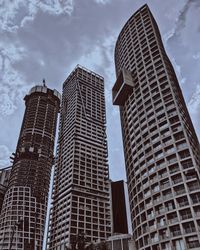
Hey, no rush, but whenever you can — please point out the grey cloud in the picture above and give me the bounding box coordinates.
[167,0,200,43]
[0,0,124,114]
[11,0,132,87]
[193,52,200,59]
[162,0,200,102]
[0,0,74,32]
[188,84,200,137]
[0,0,130,180]
[171,1,191,37]
[0,40,30,116]
[37,0,74,15]
[0,4,73,117]
[93,0,111,4]
[0,0,112,32]
[188,84,200,115]
[162,0,200,142]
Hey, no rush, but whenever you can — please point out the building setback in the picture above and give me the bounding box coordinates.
[113,4,200,250]
[0,85,60,249]
[111,180,128,234]
[47,65,111,249]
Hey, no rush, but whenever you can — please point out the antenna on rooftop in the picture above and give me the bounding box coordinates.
[43,78,46,87]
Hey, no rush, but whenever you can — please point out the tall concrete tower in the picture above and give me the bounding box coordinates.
[0,85,60,249]
[47,65,111,249]
[0,166,11,213]
[111,180,129,234]
[113,4,200,250]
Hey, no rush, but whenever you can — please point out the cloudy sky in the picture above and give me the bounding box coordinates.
[0,0,200,181]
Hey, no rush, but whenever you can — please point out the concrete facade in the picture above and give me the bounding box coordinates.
[0,85,60,249]
[47,65,111,249]
[113,4,200,250]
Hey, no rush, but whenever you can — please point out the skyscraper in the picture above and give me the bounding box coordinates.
[113,4,200,250]
[0,85,60,249]
[111,180,128,234]
[0,166,11,213]
[47,65,111,249]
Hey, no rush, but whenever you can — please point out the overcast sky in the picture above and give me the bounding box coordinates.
[0,0,200,181]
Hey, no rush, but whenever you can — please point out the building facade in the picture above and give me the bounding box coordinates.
[0,85,60,249]
[111,180,128,234]
[47,65,111,249]
[113,4,200,250]
[107,234,135,250]
[0,166,12,213]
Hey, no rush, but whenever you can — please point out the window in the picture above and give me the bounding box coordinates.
[177,196,189,207]
[191,193,200,204]
[174,132,184,141]
[186,237,200,249]
[167,155,177,164]
[177,142,187,150]
[187,181,200,192]
[173,239,184,250]
[172,174,182,184]
[166,146,175,154]
[174,184,185,195]
[170,225,181,237]
[180,209,192,220]
[179,150,190,159]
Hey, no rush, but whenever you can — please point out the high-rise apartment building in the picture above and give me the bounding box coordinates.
[47,65,111,249]
[0,85,60,249]
[113,4,200,250]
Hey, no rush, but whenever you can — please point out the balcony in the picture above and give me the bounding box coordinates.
[187,242,200,249]
[149,225,157,231]
[142,226,148,234]
[175,189,185,196]
[192,198,200,204]
[188,184,200,192]
[151,236,159,243]
[171,230,181,237]
[194,211,200,217]
[156,207,165,215]
[154,197,162,204]
[181,213,192,220]
[147,213,155,220]
[157,222,167,228]
[178,201,189,207]
[170,167,179,174]
[168,217,179,224]
[184,227,196,234]
[159,234,169,240]
[163,194,173,200]
[185,174,196,181]
[112,69,134,105]
[172,178,182,185]
[161,183,170,189]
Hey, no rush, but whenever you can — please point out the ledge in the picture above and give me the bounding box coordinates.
[112,69,134,106]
